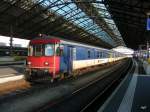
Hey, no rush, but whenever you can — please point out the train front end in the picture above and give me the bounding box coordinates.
[25,37,61,82]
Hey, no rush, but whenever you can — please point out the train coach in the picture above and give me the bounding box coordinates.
[25,35,126,82]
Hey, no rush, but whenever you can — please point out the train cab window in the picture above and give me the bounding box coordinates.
[45,44,54,56]
[34,44,43,56]
[88,50,91,58]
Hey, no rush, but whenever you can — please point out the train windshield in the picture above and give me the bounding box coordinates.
[28,44,55,56]
[45,44,54,56]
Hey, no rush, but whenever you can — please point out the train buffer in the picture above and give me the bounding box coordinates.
[98,59,150,112]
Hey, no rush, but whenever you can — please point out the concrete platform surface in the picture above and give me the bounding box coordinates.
[0,65,24,78]
[0,65,25,83]
[0,56,14,62]
[99,59,150,112]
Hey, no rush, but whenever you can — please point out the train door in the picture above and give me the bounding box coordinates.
[67,46,76,74]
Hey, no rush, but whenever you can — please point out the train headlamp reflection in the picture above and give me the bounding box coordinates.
[27,61,31,65]
[44,62,49,66]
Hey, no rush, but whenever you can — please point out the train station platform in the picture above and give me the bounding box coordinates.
[0,64,25,83]
[0,56,25,66]
[98,59,150,112]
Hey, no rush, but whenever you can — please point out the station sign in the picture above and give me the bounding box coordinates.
[147,18,150,30]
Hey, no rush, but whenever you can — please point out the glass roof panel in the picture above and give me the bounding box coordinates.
[93,1,123,40]
[36,0,115,45]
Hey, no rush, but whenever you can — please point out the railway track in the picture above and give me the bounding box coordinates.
[82,59,134,112]
[0,59,130,112]
[37,59,133,112]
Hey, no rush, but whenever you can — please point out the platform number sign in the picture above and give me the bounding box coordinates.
[147,16,150,30]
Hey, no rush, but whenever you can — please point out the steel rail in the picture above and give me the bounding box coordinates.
[80,59,133,112]
[37,59,131,112]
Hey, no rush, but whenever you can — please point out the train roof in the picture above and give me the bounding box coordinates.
[31,35,120,53]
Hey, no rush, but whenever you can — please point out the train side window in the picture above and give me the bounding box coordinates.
[99,52,102,58]
[56,47,60,56]
[55,44,60,56]
[100,52,103,58]
[88,50,91,58]
[105,52,107,58]
[103,52,104,58]
[97,51,99,58]
[56,47,64,56]
[103,52,105,58]
[58,44,64,56]
[101,52,103,58]
[60,48,64,56]
[106,52,108,58]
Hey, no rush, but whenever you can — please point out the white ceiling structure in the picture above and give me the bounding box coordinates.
[112,46,134,55]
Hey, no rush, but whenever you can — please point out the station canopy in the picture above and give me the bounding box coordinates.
[0,0,125,49]
[104,0,150,49]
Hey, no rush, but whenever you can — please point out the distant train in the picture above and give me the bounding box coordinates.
[0,46,27,56]
[25,35,126,82]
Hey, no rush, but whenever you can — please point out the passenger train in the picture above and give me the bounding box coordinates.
[25,35,126,82]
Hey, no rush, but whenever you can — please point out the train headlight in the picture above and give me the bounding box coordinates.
[44,62,49,66]
[28,61,31,65]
